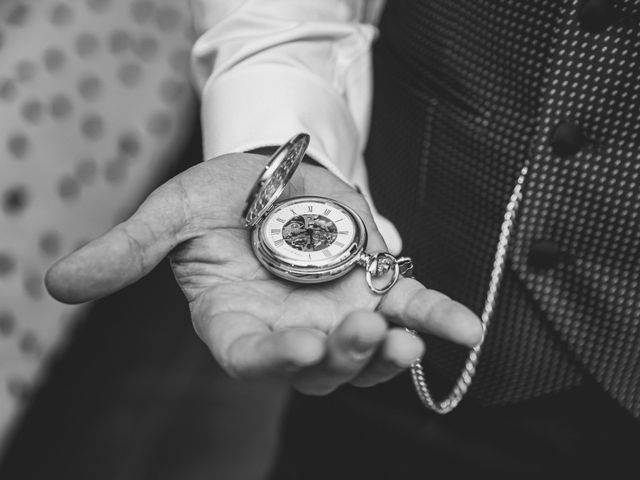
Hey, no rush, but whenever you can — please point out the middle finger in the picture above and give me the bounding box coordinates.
[291,311,387,395]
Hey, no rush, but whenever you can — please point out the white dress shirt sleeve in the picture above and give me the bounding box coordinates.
[189,0,402,253]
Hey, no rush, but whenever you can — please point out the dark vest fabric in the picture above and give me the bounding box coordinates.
[365,0,640,416]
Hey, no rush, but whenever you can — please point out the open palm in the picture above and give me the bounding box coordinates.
[46,154,481,394]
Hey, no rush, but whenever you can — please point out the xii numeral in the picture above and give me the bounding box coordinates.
[323,208,332,216]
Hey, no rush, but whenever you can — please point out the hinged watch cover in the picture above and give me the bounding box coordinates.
[242,133,310,228]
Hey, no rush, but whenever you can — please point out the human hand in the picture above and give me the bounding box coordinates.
[46,153,482,394]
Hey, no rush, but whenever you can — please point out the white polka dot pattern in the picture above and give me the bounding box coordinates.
[511,0,640,416]
[0,0,195,449]
[365,0,640,413]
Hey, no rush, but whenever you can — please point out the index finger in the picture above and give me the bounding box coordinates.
[377,277,482,347]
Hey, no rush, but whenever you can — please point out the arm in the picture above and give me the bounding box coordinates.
[46,2,481,394]
[189,0,401,252]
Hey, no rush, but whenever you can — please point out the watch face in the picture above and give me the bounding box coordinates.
[259,197,361,267]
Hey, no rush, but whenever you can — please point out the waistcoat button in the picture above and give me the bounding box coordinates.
[550,122,586,157]
[528,240,563,270]
[577,0,618,33]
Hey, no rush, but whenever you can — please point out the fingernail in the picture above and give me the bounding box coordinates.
[350,340,375,357]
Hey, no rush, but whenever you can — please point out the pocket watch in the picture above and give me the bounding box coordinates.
[242,133,413,294]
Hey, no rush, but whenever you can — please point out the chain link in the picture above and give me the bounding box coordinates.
[407,164,530,414]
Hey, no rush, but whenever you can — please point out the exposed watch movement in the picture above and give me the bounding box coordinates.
[242,133,409,292]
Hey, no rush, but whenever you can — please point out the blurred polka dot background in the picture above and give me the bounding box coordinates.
[0,0,196,448]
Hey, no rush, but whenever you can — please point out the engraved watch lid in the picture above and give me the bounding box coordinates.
[242,133,310,228]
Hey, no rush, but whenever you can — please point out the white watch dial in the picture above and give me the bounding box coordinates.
[262,198,358,265]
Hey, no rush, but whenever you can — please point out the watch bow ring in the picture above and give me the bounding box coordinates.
[242,133,413,294]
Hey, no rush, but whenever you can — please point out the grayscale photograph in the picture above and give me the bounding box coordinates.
[0,0,639,478]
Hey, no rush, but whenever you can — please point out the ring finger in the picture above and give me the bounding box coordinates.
[290,311,387,395]
[350,328,424,388]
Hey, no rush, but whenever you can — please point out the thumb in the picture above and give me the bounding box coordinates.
[45,182,188,304]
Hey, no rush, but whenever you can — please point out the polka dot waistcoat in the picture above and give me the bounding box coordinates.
[365,0,640,415]
[0,0,196,448]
